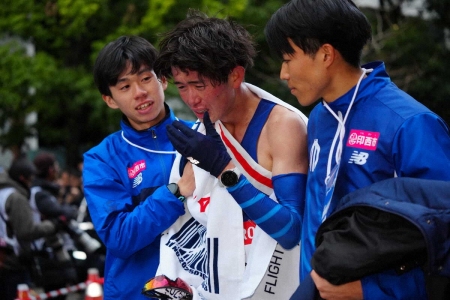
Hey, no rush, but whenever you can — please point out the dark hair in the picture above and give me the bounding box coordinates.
[264,0,372,67]
[93,35,158,97]
[8,155,36,185]
[155,9,257,86]
[33,152,56,178]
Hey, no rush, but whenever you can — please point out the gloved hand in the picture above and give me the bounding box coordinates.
[166,111,231,177]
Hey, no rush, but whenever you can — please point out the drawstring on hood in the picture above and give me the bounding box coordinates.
[323,68,372,182]
[321,68,373,221]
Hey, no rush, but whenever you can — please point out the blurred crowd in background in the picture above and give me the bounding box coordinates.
[0,151,105,300]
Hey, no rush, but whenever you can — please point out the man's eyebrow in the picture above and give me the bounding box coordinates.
[173,80,204,85]
[137,67,153,75]
[116,77,128,84]
[117,67,154,83]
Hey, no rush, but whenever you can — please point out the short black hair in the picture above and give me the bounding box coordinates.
[93,35,158,97]
[155,9,256,86]
[265,0,372,67]
[33,152,56,178]
[8,155,36,184]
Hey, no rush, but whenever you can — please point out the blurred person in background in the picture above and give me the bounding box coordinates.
[32,152,78,221]
[0,155,56,300]
[31,152,80,297]
[57,168,70,203]
[61,168,84,208]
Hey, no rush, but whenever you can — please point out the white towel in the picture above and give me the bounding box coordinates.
[216,121,301,300]
[157,83,307,299]
[158,131,245,299]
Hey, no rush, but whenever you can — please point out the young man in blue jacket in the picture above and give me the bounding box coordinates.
[83,36,194,299]
[265,0,450,299]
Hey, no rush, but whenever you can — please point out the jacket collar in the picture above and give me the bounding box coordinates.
[120,103,177,153]
[325,61,390,111]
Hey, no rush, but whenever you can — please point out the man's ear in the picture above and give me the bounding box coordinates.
[229,66,246,88]
[102,94,119,109]
[320,44,338,68]
[158,76,168,90]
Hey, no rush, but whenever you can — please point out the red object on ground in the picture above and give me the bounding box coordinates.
[15,268,104,300]
[85,268,103,300]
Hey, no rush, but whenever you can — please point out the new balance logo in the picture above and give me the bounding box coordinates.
[348,151,369,165]
[132,172,143,188]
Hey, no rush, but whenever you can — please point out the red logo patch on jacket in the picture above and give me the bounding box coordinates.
[346,129,380,151]
[128,160,146,178]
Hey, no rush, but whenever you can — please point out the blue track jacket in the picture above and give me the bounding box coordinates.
[301,61,450,299]
[83,107,192,300]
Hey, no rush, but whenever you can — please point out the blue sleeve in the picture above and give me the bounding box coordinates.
[83,154,185,259]
[227,173,306,249]
[361,267,427,300]
[393,113,450,180]
[363,113,446,299]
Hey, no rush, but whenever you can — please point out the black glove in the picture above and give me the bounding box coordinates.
[166,112,231,177]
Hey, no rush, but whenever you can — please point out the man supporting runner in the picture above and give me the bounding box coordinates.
[264,0,450,299]
[83,36,194,300]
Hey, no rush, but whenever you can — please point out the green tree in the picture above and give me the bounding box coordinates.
[2,0,448,168]
[0,0,291,167]
[0,0,108,166]
[362,0,450,124]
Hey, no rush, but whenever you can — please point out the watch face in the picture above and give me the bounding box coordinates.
[221,170,239,187]
[167,183,185,202]
[167,183,178,195]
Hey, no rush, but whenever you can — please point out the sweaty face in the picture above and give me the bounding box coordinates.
[103,63,168,130]
[171,67,233,122]
[280,39,329,107]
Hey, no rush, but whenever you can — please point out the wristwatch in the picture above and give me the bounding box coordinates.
[219,168,241,188]
[167,183,186,202]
